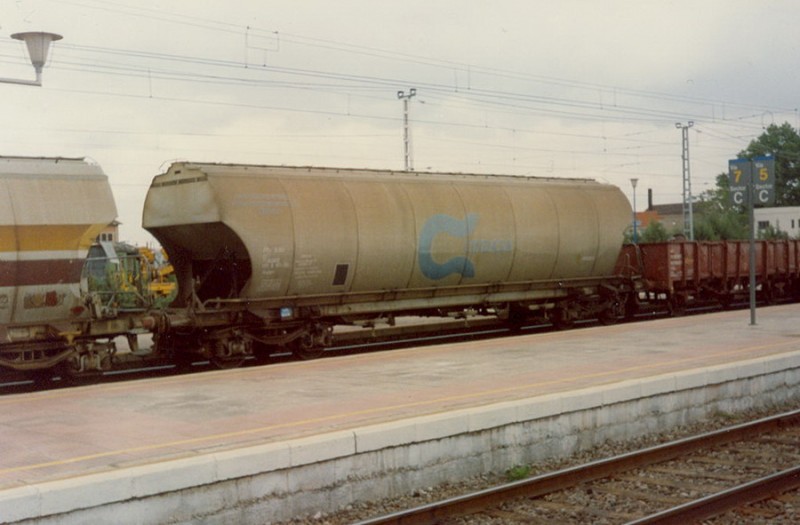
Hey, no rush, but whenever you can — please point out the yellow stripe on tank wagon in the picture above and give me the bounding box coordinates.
[0,224,107,252]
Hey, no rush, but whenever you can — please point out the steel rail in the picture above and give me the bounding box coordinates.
[627,465,800,524]
[354,409,800,525]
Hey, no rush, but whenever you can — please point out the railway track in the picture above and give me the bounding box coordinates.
[355,409,800,524]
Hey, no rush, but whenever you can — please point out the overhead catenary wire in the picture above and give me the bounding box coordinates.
[1,20,788,156]
[24,38,790,132]
[1,0,792,201]
[37,0,796,118]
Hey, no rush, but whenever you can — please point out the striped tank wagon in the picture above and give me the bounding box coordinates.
[0,157,119,372]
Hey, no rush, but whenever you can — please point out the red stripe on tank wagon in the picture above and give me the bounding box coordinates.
[0,259,83,287]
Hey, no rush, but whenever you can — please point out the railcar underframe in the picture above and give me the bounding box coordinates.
[150,274,631,365]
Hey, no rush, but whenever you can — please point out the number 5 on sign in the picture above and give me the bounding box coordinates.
[750,156,775,206]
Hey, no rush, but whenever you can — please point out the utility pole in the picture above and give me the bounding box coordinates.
[397,88,416,171]
[630,178,639,243]
[675,121,694,240]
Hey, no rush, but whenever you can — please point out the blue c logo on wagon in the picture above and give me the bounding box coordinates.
[419,213,477,280]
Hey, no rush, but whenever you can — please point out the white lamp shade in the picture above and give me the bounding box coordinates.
[11,32,63,69]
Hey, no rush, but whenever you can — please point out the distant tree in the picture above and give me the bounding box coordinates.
[639,221,671,243]
[757,224,789,240]
[697,172,732,210]
[738,122,800,206]
[693,209,747,240]
[692,122,800,239]
[694,173,748,240]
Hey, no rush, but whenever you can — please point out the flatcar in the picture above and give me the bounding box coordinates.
[142,162,632,364]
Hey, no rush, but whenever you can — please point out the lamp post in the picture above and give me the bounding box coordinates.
[1,32,62,87]
[397,88,416,171]
[630,178,639,243]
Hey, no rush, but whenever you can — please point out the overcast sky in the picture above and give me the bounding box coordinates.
[1,0,797,244]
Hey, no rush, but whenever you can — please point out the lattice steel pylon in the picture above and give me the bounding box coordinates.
[676,121,694,240]
[397,88,417,171]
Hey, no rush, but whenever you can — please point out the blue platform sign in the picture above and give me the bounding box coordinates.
[728,156,775,206]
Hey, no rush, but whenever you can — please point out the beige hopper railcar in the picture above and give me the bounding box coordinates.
[143,162,631,362]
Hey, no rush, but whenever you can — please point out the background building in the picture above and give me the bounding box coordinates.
[96,220,120,243]
[754,207,800,237]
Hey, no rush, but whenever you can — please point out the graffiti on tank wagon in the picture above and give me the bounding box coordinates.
[418,213,512,280]
[24,290,65,309]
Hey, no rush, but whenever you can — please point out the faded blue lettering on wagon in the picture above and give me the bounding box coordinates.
[418,213,478,280]
[469,238,513,253]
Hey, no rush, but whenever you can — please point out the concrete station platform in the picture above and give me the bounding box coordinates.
[3,305,800,524]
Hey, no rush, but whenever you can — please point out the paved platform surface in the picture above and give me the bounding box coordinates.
[2,305,800,491]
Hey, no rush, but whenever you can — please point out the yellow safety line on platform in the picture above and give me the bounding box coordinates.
[1,338,798,479]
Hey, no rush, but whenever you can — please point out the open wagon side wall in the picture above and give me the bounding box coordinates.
[628,240,800,313]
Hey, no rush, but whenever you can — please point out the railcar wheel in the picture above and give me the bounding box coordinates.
[668,295,687,317]
[720,295,733,310]
[291,332,325,360]
[27,369,56,387]
[250,342,276,364]
[505,304,531,332]
[599,299,626,325]
[552,307,575,330]
[625,292,639,320]
[155,333,200,370]
[209,337,251,369]
[762,284,776,305]
[53,357,86,385]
